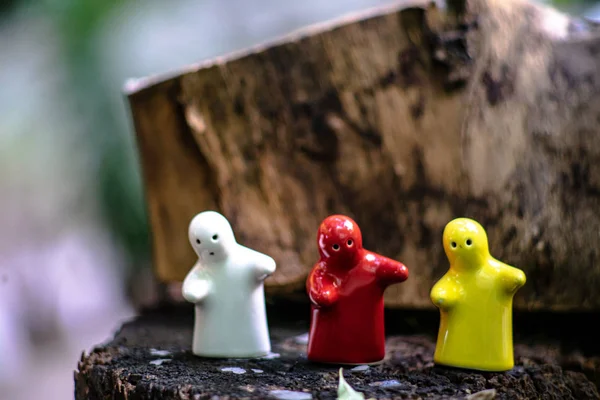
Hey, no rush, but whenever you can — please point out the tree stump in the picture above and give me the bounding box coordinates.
[125,0,600,311]
[74,303,600,399]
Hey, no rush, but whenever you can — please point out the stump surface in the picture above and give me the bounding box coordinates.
[75,304,600,399]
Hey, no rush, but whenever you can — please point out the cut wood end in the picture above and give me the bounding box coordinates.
[123,0,440,97]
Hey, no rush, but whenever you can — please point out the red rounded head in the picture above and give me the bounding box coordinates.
[317,215,363,266]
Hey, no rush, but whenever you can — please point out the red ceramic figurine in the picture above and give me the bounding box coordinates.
[306,215,409,364]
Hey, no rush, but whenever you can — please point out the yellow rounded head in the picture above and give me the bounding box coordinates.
[443,218,490,271]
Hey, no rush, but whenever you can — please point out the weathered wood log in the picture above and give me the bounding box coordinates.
[125,0,600,310]
[74,304,600,399]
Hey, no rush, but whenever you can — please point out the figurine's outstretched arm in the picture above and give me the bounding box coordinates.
[500,265,526,294]
[307,264,339,307]
[182,266,211,304]
[245,247,276,281]
[374,254,409,285]
[430,276,461,310]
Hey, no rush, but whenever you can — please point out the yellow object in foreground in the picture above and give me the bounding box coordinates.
[430,218,526,371]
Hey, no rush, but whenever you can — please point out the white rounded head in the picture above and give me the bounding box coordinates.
[188,211,236,262]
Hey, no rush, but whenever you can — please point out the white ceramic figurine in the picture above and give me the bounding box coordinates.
[182,211,276,358]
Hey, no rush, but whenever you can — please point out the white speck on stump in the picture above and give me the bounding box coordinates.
[262,352,281,359]
[149,349,171,357]
[368,379,401,388]
[220,367,246,374]
[466,389,497,400]
[149,359,171,366]
[268,390,313,400]
[294,333,309,344]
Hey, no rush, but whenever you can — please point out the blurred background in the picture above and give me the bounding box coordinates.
[0,0,597,398]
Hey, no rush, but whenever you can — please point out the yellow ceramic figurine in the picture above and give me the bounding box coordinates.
[430,218,526,371]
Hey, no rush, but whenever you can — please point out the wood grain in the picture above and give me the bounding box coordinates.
[126,0,600,310]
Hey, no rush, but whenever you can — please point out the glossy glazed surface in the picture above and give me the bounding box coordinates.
[182,211,276,358]
[306,215,409,364]
[430,218,526,371]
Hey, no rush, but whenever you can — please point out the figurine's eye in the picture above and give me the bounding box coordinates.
[196,239,201,244]
[212,234,219,241]
[347,239,353,247]
[466,239,472,246]
[209,252,215,256]
[450,241,457,249]
[332,244,340,251]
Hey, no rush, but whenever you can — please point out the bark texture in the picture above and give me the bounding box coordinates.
[74,306,600,399]
[126,0,600,310]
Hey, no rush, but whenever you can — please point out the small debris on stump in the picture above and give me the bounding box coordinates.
[74,307,600,399]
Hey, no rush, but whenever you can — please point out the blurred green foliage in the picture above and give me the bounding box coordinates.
[548,0,596,6]
[545,0,600,15]
[57,0,152,273]
[40,0,150,274]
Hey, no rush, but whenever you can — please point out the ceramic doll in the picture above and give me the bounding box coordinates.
[182,211,276,358]
[430,217,526,371]
[306,214,409,364]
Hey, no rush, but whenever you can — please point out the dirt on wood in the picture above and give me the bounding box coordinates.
[74,303,600,399]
